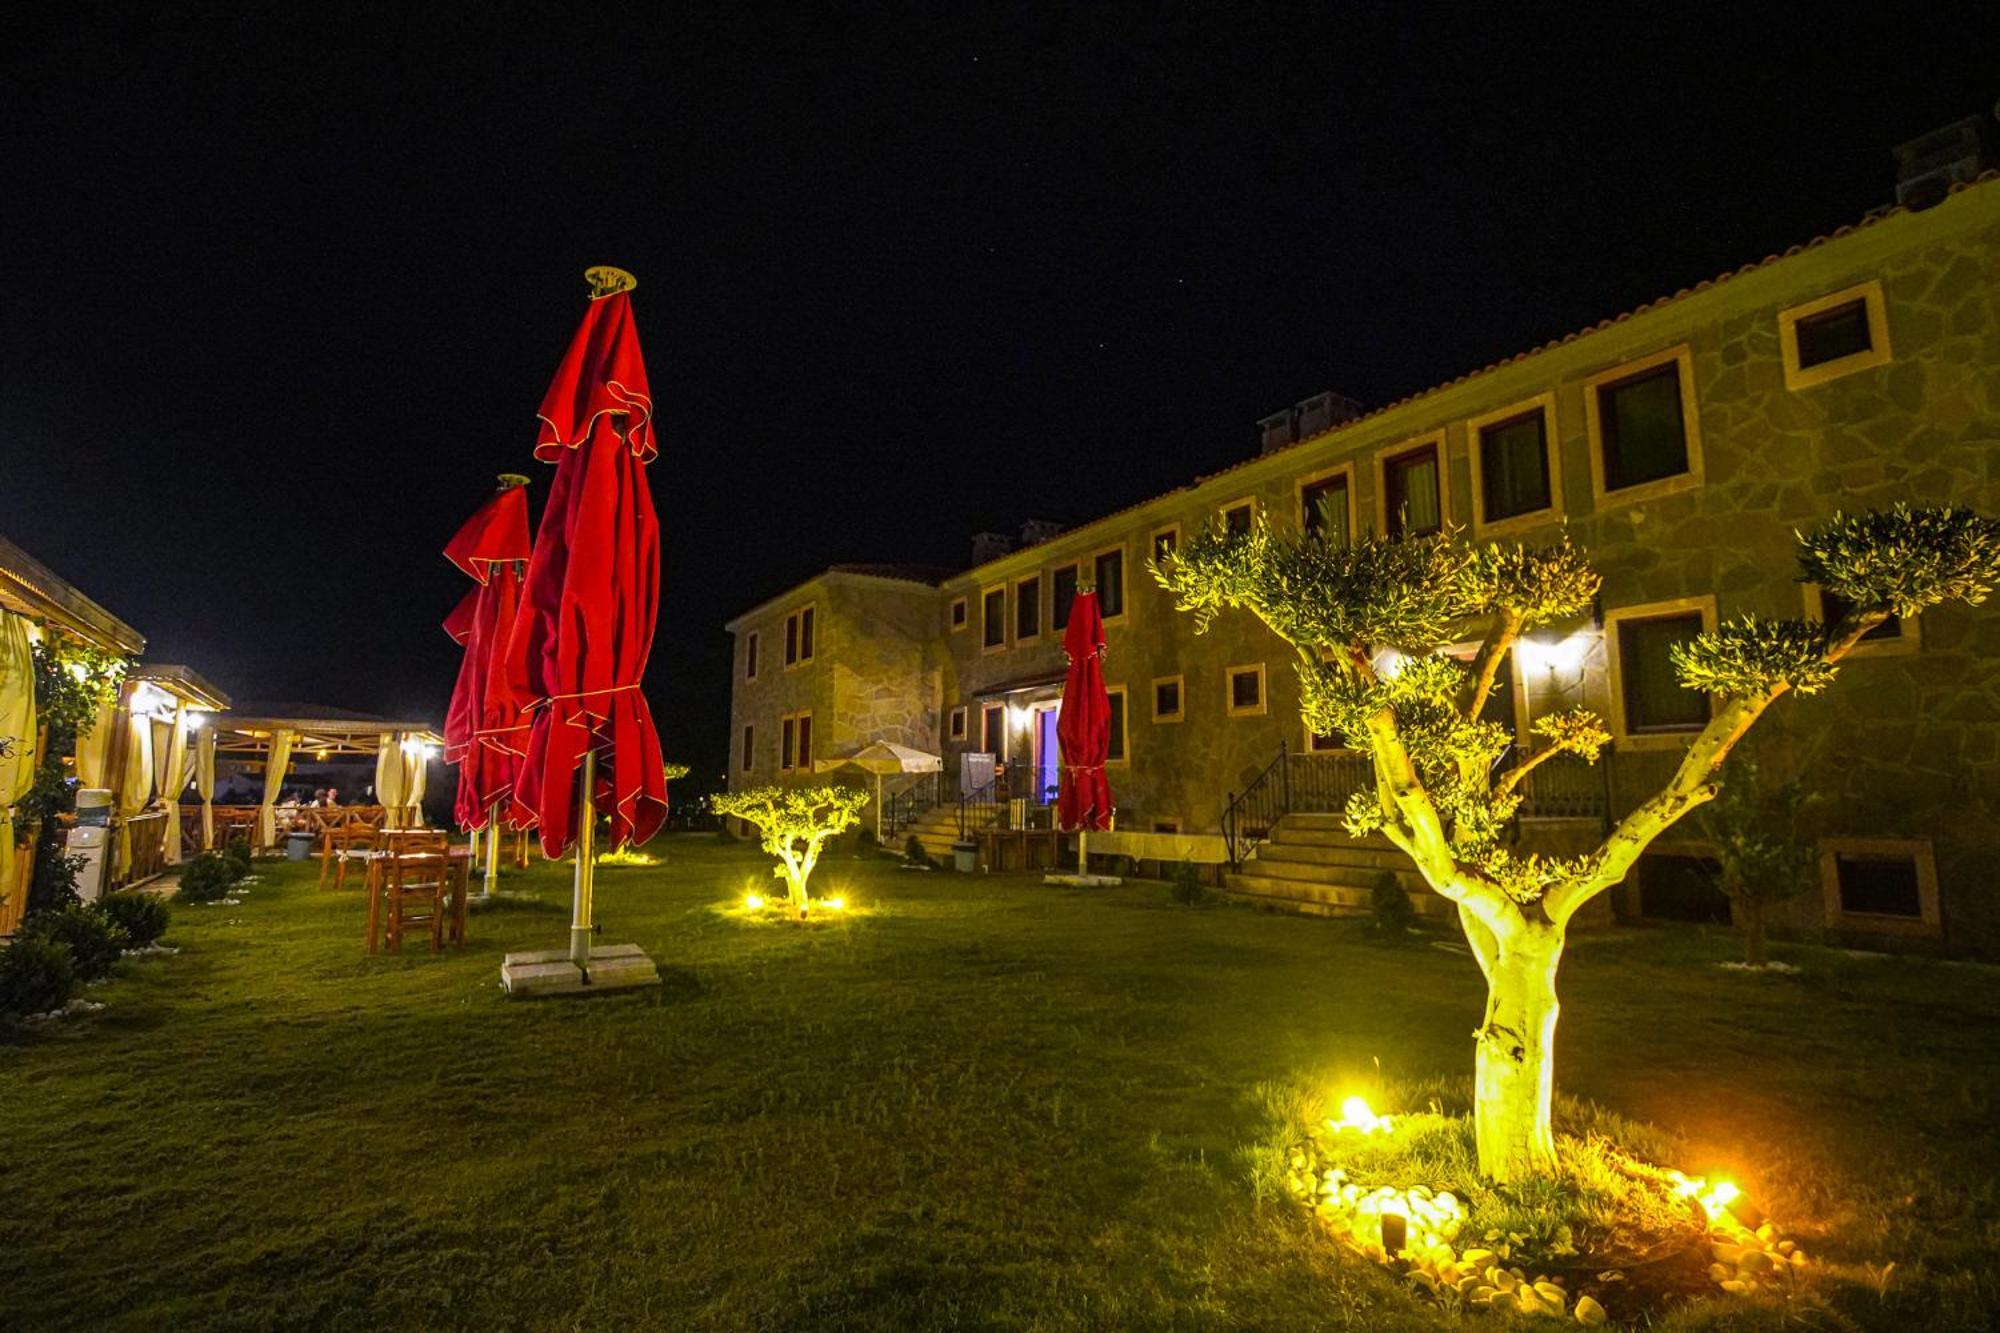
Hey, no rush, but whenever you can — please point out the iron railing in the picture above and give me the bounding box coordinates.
[883,771,942,840]
[1514,751,1612,824]
[957,776,999,842]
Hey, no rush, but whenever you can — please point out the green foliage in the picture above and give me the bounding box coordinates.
[101,890,171,948]
[1369,870,1417,938]
[856,827,877,852]
[1169,859,1207,906]
[1797,504,2000,620]
[177,852,235,903]
[19,628,131,914]
[222,836,252,881]
[1528,709,1609,763]
[0,935,76,1016]
[1697,753,1820,957]
[20,903,129,981]
[712,785,871,846]
[26,844,86,916]
[903,835,935,868]
[1673,614,1838,698]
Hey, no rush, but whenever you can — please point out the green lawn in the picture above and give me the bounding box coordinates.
[2,837,1997,1331]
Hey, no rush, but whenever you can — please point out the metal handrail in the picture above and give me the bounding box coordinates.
[1222,741,1289,868]
[883,771,941,840]
[957,776,999,842]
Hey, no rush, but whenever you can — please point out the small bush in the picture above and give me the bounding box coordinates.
[27,842,87,916]
[101,891,171,948]
[903,835,934,869]
[19,903,128,981]
[222,835,252,881]
[0,936,77,1016]
[856,827,877,853]
[178,852,235,904]
[1170,860,1208,906]
[1369,870,1417,940]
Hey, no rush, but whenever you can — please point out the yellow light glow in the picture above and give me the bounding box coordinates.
[183,709,211,733]
[1670,1170,1743,1221]
[824,895,846,911]
[744,893,765,910]
[1329,1096,1394,1136]
[67,662,90,683]
[1517,631,1594,675]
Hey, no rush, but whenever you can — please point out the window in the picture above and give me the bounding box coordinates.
[1380,439,1445,539]
[777,710,812,771]
[1469,394,1560,531]
[740,724,754,772]
[1304,725,1344,753]
[1015,575,1042,642]
[1150,524,1181,564]
[1807,584,1914,655]
[980,703,1007,759]
[796,713,812,769]
[1152,819,1183,834]
[1105,686,1128,763]
[1226,663,1267,718]
[1819,838,1938,931]
[1299,467,1352,545]
[1221,499,1255,538]
[982,587,1007,651]
[744,631,759,681]
[1610,605,1711,737]
[1093,548,1125,619]
[1052,564,1079,630]
[948,706,967,742]
[950,597,968,631]
[1152,675,1184,723]
[1780,280,1891,390]
[784,606,816,666]
[780,716,796,770]
[1585,346,1701,504]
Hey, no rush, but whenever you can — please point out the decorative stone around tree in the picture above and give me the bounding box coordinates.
[1156,503,2000,1183]
[712,784,870,918]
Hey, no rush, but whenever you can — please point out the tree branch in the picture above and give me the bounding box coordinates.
[1493,743,1563,800]
[1465,607,1521,722]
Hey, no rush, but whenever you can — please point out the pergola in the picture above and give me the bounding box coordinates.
[206,702,443,844]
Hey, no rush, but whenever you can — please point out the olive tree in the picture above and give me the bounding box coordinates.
[712,784,869,918]
[1156,504,1999,1183]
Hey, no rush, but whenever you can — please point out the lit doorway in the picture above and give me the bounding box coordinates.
[1033,704,1060,805]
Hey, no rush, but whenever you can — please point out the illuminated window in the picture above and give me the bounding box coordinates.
[1780,281,1891,390]
[1015,575,1042,641]
[1093,548,1125,619]
[1152,675,1184,723]
[1226,664,1267,718]
[982,587,1007,650]
[1299,469,1351,545]
[1052,564,1079,629]
[1381,441,1443,539]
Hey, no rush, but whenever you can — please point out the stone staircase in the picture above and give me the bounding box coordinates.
[1223,812,1452,921]
[899,802,998,864]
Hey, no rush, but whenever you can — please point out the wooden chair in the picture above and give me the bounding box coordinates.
[382,831,450,954]
[321,817,382,890]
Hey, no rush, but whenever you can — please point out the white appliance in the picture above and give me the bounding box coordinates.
[67,787,113,902]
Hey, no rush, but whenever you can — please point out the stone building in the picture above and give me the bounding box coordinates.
[727,165,2000,955]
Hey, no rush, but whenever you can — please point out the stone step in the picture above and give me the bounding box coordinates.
[1234,856,1428,892]
[1223,873,1454,920]
[1249,840,1411,872]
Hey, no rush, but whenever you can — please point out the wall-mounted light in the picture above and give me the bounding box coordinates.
[1516,631,1595,676]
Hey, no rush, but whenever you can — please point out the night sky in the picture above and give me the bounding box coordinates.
[5,11,1993,778]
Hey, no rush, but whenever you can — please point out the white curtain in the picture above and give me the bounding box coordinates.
[0,612,38,921]
[255,728,294,849]
[375,733,409,827]
[114,705,155,879]
[158,707,189,864]
[74,695,118,790]
[195,726,216,850]
[403,743,428,827]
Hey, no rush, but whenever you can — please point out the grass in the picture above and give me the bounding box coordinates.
[0,837,1996,1330]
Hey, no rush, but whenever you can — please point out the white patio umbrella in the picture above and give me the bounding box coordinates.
[814,741,942,840]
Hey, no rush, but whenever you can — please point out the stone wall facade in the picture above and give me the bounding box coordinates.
[728,178,2000,953]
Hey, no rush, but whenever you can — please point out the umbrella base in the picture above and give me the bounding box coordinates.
[500,942,661,997]
[1042,873,1124,887]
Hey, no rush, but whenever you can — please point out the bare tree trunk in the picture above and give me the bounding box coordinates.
[1474,922,1564,1183]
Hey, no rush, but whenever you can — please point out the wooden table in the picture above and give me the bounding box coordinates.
[361,845,474,954]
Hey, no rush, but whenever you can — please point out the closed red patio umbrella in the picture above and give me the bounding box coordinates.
[1056,589,1114,874]
[442,475,533,892]
[507,266,668,970]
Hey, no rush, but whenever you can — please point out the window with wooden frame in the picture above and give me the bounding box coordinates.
[744,631,759,681]
[1151,818,1183,834]
[1604,596,1716,743]
[1150,523,1181,565]
[948,705,968,742]
[981,586,1007,651]
[1105,686,1129,764]
[783,605,816,667]
[1225,663,1267,718]
[1584,346,1703,506]
[1780,280,1891,391]
[1093,547,1126,620]
[980,703,1007,759]
[1819,838,1939,934]
[1803,583,1917,657]
[1467,392,1561,533]
[780,715,796,771]
[778,710,813,771]
[1152,675,1184,723]
[1014,574,1042,642]
[1052,563,1079,630]
[1303,723,1345,753]
[949,597,969,631]
[1220,497,1256,539]
[1298,465,1354,545]
[1375,434,1448,540]
[740,724,754,772]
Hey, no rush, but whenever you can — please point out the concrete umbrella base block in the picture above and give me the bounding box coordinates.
[1042,873,1124,887]
[500,942,662,997]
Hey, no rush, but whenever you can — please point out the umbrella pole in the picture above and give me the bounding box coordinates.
[483,802,500,896]
[875,774,883,842]
[569,749,596,972]
[1077,828,1088,876]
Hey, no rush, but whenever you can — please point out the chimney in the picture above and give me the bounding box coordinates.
[970,532,1013,566]
[1259,390,1361,455]
[1894,113,1996,210]
[1019,518,1064,548]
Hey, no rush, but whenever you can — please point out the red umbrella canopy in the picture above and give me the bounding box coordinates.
[1056,590,1114,832]
[507,278,667,856]
[442,482,532,831]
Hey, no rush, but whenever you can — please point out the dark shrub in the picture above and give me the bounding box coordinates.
[20,903,128,981]
[178,852,235,904]
[101,891,171,948]
[1370,870,1417,940]
[1170,860,1208,906]
[27,843,87,916]
[0,936,77,1016]
[903,835,934,868]
[222,835,252,881]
